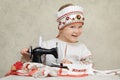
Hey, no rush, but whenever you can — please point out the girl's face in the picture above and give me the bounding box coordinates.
[58,22,83,43]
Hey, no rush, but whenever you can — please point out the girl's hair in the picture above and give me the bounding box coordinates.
[58,3,73,11]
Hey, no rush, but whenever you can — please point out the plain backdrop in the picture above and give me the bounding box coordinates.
[0,0,120,77]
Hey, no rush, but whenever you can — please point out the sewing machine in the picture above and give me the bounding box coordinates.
[29,46,58,63]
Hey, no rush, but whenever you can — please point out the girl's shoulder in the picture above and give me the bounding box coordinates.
[43,38,58,43]
[41,38,59,48]
[43,38,67,44]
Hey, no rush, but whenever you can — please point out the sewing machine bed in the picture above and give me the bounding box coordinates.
[0,74,119,80]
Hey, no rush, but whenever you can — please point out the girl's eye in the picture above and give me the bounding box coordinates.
[70,26,75,28]
[78,26,82,28]
[69,26,82,29]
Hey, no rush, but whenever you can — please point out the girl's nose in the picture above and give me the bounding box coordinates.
[74,28,82,34]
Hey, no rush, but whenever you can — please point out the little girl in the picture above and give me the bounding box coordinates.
[20,3,92,66]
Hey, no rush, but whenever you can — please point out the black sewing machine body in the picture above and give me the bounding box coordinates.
[29,46,58,63]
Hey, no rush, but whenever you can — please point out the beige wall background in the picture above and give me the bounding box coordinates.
[0,0,120,77]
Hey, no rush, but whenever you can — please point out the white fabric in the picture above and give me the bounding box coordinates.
[20,62,120,77]
[40,38,91,65]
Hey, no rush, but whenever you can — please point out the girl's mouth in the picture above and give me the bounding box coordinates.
[72,35,79,37]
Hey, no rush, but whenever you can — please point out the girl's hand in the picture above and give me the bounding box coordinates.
[20,48,30,56]
[61,59,72,64]
[20,48,31,62]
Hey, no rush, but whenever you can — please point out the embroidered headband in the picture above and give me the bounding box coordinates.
[57,5,84,29]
